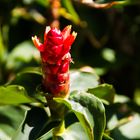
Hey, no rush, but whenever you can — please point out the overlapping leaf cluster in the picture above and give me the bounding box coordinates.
[0,0,140,140]
[0,68,113,140]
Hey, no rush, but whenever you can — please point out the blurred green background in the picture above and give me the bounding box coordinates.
[0,0,140,102]
[1,1,140,140]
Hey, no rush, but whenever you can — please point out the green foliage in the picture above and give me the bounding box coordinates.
[54,98,94,140]
[88,84,115,104]
[106,99,140,140]
[11,92,105,140]
[0,0,140,139]
[12,107,52,140]
[35,0,49,7]
[0,106,26,140]
[69,91,106,140]
[70,70,99,92]
[0,30,6,63]
[11,67,42,97]
[61,0,80,24]
[0,68,108,140]
[0,85,34,105]
[6,41,40,71]
[60,122,89,140]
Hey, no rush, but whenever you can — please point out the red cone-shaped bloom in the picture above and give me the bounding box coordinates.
[32,25,77,98]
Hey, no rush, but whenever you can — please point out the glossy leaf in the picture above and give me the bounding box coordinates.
[108,113,140,140]
[70,91,106,140]
[10,67,45,103]
[0,105,26,140]
[0,85,35,105]
[117,113,140,139]
[6,41,40,70]
[106,102,140,140]
[36,129,53,140]
[61,122,89,140]
[114,94,130,103]
[37,122,89,140]
[11,69,42,97]
[12,107,58,140]
[88,84,115,104]
[102,133,114,140]
[54,98,94,140]
[70,70,99,92]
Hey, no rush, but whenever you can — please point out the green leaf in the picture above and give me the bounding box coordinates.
[37,122,89,140]
[10,67,45,103]
[70,91,106,140]
[0,85,34,105]
[70,70,99,92]
[134,88,140,106]
[54,98,94,140]
[108,113,140,140]
[117,113,140,139]
[36,129,53,140]
[35,0,49,7]
[61,0,80,24]
[11,69,42,97]
[102,133,114,140]
[0,105,26,140]
[101,48,116,63]
[88,84,115,104]
[6,41,40,70]
[38,122,88,140]
[17,67,42,76]
[106,102,140,140]
[114,94,129,103]
[12,107,56,140]
[61,122,89,140]
[0,29,6,63]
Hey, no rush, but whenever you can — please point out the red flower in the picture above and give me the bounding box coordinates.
[32,25,77,98]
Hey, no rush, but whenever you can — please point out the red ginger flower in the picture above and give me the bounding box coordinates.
[32,25,77,98]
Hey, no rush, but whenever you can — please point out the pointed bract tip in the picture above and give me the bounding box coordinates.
[45,26,51,31]
[44,26,51,41]
[64,25,72,33]
[32,35,44,52]
[31,35,36,40]
[72,31,77,39]
[31,36,38,44]
[67,25,72,29]
[62,25,73,41]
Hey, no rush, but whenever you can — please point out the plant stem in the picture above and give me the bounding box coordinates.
[53,119,65,140]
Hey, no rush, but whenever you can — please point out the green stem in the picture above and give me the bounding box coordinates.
[53,119,65,140]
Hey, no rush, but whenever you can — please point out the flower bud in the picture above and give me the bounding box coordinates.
[32,25,77,98]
